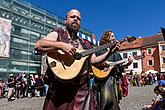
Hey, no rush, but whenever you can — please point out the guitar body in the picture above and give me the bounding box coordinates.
[92,54,143,79]
[92,65,114,79]
[47,49,88,81]
[92,60,126,79]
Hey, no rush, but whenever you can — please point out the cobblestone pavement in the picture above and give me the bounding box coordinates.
[119,84,156,110]
[0,96,45,110]
[0,84,156,110]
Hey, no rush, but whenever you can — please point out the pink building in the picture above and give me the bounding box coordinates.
[141,33,164,73]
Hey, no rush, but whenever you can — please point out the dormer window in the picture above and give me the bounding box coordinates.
[147,48,152,55]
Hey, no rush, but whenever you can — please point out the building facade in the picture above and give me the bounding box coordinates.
[141,34,163,74]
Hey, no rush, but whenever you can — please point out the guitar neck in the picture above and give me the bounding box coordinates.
[80,38,129,57]
[81,42,116,57]
[74,37,136,60]
[108,59,126,67]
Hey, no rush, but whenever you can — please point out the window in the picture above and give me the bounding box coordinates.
[14,26,21,35]
[13,37,28,44]
[11,37,29,48]
[132,52,137,56]
[11,61,28,66]
[148,60,153,66]
[133,63,138,68]
[162,45,165,51]
[123,53,127,58]
[10,49,28,60]
[125,66,128,69]
[30,31,41,41]
[147,48,152,55]
[163,58,165,63]
[21,28,29,36]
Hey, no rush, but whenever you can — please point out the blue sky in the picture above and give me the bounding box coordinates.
[27,0,165,41]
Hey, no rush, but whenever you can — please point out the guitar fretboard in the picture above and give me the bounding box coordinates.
[81,42,116,57]
[108,60,126,67]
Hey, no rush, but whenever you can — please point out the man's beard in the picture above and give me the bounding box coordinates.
[66,22,79,33]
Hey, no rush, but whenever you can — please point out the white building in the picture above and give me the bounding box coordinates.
[158,41,165,73]
[119,38,143,75]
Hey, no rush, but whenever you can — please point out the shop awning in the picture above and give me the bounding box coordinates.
[145,69,158,74]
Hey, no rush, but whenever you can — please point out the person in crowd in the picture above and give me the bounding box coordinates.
[136,74,141,87]
[158,80,165,109]
[27,75,34,98]
[40,75,48,96]
[121,74,129,97]
[34,75,44,97]
[133,74,138,86]
[7,74,15,101]
[129,70,134,86]
[35,9,119,110]
[144,84,165,110]
[141,72,146,87]
[22,72,27,97]
[152,73,157,83]
[157,73,161,81]
[15,73,23,99]
[151,85,163,110]
[94,30,132,110]
[158,80,165,87]
[160,74,165,80]
[0,79,4,98]
[148,73,153,85]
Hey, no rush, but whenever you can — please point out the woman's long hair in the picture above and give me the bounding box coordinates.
[99,30,113,46]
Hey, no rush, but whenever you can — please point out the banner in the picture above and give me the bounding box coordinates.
[0,17,11,58]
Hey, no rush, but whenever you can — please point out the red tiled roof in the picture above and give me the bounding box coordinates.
[119,38,143,50]
[142,33,164,47]
[119,33,164,50]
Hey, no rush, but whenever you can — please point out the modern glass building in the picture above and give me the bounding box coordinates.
[0,0,93,81]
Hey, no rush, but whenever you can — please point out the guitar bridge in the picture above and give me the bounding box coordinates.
[50,61,56,68]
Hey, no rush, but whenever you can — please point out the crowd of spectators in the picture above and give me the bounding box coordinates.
[128,73,165,87]
[0,72,48,101]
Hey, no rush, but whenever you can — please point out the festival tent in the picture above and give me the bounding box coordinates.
[145,69,158,74]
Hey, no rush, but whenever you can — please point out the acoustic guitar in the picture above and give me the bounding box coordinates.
[47,36,136,81]
[92,55,144,79]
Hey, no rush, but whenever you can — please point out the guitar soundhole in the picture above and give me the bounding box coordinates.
[72,40,79,48]
[50,61,56,68]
